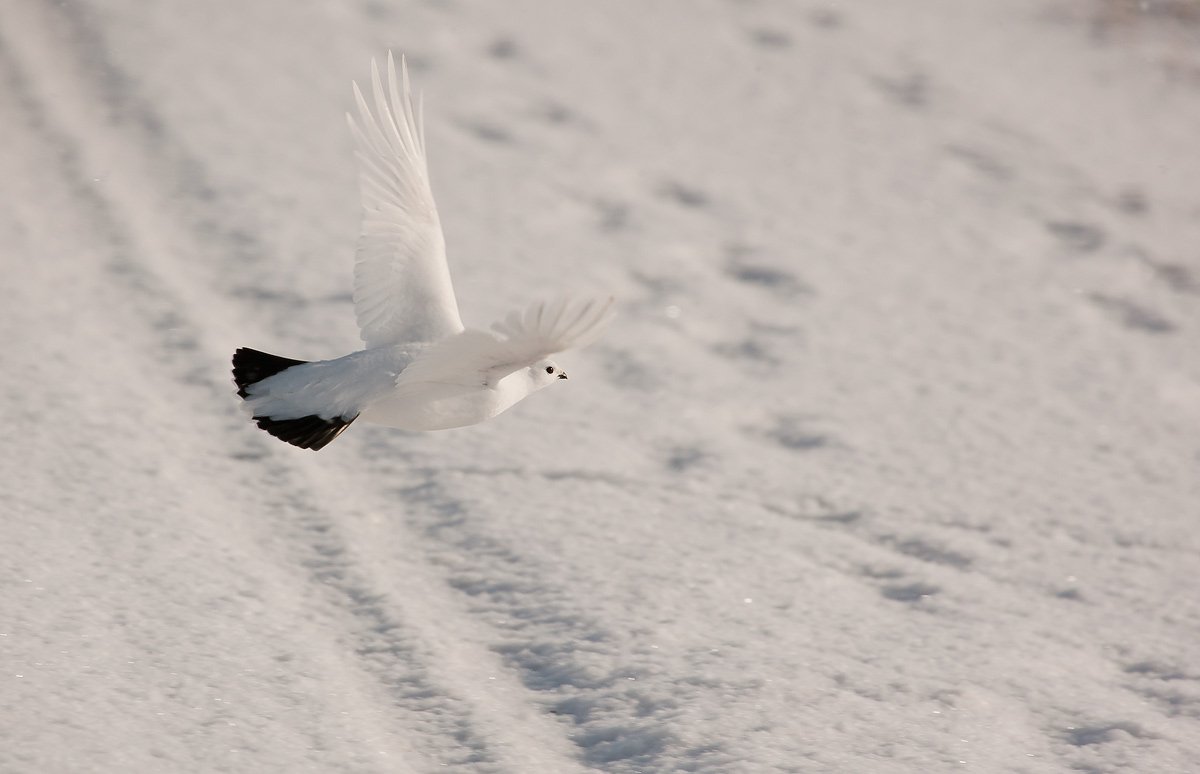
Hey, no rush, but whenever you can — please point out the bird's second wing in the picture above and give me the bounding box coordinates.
[393,297,615,392]
[348,53,464,348]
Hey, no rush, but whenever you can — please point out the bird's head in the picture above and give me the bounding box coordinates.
[529,358,568,389]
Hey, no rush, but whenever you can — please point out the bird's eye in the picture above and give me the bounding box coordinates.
[545,366,555,374]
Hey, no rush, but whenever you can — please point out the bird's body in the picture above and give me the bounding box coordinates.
[242,344,542,431]
[232,54,612,450]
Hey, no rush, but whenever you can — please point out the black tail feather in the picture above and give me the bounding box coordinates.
[252,413,356,451]
[232,347,357,451]
[232,347,308,399]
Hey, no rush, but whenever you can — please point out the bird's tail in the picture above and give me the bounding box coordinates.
[231,347,356,451]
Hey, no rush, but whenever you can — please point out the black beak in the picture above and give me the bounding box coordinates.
[558,372,568,380]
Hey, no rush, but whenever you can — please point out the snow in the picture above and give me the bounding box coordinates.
[3,0,1200,772]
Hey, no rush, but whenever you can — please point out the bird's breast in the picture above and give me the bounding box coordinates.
[358,380,527,431]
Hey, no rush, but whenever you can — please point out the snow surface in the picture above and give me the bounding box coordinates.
[3,1,1200,772]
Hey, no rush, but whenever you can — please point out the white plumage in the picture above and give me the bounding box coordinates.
[231,54,613,450]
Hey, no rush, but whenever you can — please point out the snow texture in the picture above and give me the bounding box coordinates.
[2,1,1199,772]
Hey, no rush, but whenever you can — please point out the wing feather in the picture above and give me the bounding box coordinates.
[393,297,615,393]
[349,53,463,347]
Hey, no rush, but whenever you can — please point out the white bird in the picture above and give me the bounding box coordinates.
[232,53,613,450]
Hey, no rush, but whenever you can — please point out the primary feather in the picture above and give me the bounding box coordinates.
[348,52,463,347]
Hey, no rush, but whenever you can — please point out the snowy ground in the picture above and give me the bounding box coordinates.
[3,1,1200,772]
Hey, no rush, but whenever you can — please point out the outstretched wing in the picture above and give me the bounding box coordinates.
[393,297,615,392]
[348,52,464,348]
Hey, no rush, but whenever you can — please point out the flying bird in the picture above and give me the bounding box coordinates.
[232,53,613,450]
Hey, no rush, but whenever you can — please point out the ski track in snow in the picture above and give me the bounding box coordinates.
[0,4,592,771]
[3,0,1200,772]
